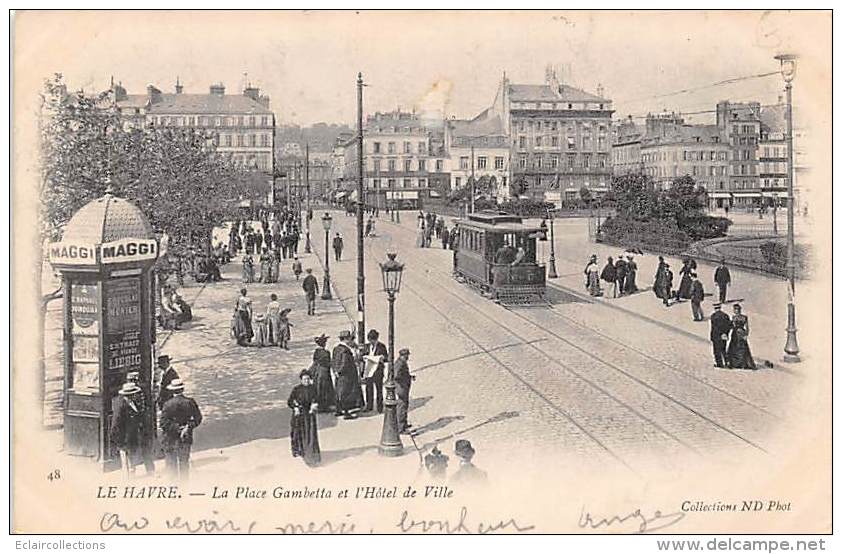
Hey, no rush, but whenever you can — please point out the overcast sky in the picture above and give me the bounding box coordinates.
[16,10,829,127]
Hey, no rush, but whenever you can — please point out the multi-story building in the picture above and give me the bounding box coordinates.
[341,110,447,210]
[758,103,790,208]
[716,101,761,208]
[612,115,644,176]
[445,112,510,200]
[113,79,276,202]
[481,68,614,205]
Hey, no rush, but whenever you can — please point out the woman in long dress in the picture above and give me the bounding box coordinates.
[625,254,639,294]
[727,304,757,369]
[259,249,271,283]
[278,308,293,350]
[653,256,666,299]
[242,255,254,283]
[270,250,280,283]
[310,334,336,413]
[232,288,253,346]
[416,219,426,248]
[287,370,321,467]
[266,293,282,346]
[584,255,602,296]
[677,259,694,300]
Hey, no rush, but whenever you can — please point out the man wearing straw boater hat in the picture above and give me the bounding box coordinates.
[160,379,203,480]
[110,380,149,479]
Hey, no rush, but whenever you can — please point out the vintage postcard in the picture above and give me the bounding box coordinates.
[10,10,832,537]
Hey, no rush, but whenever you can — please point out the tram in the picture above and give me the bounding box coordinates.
[453,211,547,305]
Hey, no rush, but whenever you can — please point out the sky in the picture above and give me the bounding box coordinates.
[15,11,830,128]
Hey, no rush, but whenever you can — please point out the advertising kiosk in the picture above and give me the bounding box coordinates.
[48,192,159,469]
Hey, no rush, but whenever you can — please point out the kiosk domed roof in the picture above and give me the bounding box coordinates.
[62,192,154,244]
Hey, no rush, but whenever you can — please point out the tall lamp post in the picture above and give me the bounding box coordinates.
[321,212,333,300]
[378,252,404,457]
[775,53,800,362]
[546,207,558,278]
[305,143,312,254]
[356,72,366,346]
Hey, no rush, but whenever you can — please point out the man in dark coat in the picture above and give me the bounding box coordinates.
[160,379,202,480]
[449,439,488,487]
[441,226,450,250]
[709,303,732,368]
[156,355,180,410]
[332,330,364,419]
[110,381,149,478]
[255,231,264,253]
[394,348,414,433]
[714,259,732,303]
[614,255,628,296]
[690,273,705,321]
[601,256,617,298]
[302,268,319,315]
[360,329,388,413]
[333,233,344,262]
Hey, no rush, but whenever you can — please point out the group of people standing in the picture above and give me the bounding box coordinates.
[287,328,415,468]
[231,288,293,348]
[416,211,457,250]
[585,252,639,297]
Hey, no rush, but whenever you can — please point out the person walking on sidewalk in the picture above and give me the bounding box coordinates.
[654,256,666,300]
[614,255,628,296]
[709,303,732,368]
[232,288,254,346]
[110,381,149,479]
[292,255,302,280]
[302,269,319,316]
[441,225,450,250]
[160,379,202,481]
[333,330,364,419]
[394,348,415,433]
[360,329,387,413]
[714,259,731,304]
[584,255,602,297]
[310,334,336,413]
[727,304,757,370]
[287,370,321,467]
[690,273,705,321]
[625,254,639,294]
[333,232,344,262]
[156,355,180,410]
[661,264,674,306]
[601,256,617,298]
[450,439,488,487]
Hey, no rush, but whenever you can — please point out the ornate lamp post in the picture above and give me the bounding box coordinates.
[775,53,800,362]
[321,213,333,300]
[378,252,405,456]
[546,207,558,279]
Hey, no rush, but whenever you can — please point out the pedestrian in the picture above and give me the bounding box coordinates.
[287,369,321,467]
[709,303,732,368]
[690,272,705,321]
[677,259,694,301]
[661,263,673,306]
[727,304,757,369]
[654,256,666,299]
[601,256,617,298]
[441,225,450,250]
[333,232,344,262]
[584,255,602,297]
[449,439,488,487]
[270,249,280,283]
[253,313,269,347]
[614,255,628,296]
[232,288,253,346]
[310,334,336,413]
[266,293,282,346]
[245,231,255,255]
[625,254,639,294]
[255,230,263,253]
[424,224,433,248]
[424,446,450,481]
[714,259,731,304]
[259,248,271,283]
[292,255,302,281]
[332,330,364,419]
[156,355,180,410]
[416,219,426,248]
[360,329,387,413]
[110,381,149,479]
[159,379,202,481]
[364,217,373,238]
[278,308,293,350]
[242,255,255,283]
[302,268,319,316]
[291,226,300,255]
[394,347,415,433]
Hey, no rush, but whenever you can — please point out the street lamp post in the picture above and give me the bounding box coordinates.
[378,252,404,457]
[321,212,333,300]
[775,53,800,362]
[305,144,312,254]
[547,208,558,279]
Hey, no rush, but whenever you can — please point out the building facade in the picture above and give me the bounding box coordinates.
[114,80,276,202]
[445,113,510,200]
[715,101,761,208]
[481,69,614,205]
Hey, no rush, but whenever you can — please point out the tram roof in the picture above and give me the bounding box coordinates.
[456,211,544,233]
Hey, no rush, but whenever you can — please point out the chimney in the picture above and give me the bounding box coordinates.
[210,83,225,96]
[244,85,260,101]
[112,79,127,102]
[175,76,183,94]
[146,85,162,104]
[596,83,605,99]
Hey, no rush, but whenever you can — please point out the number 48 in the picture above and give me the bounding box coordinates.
[47,469,61,481]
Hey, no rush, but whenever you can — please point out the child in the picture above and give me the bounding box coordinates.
[292,256,303,281]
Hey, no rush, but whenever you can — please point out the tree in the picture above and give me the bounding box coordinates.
[579,186,593,207]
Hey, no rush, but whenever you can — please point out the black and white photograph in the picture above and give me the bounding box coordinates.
[9,9,833,539]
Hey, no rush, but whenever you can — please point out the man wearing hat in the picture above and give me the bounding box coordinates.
[714,259,732,304]
[450,440,488,486]
[709,303,732,368]
[690,272,706,321]
[302,268,319,316]
[332,330,364,419]
[393,348,415,433]
[110,380,148,478]
[160,379,203,480]
[333,232,344,262]
[360,329,388,413]
[156,355,180,410]
[311,334,336,412]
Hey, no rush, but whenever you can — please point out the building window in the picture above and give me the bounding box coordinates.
[536,157,543,169]
[418,159,426,172]
[567,155,575,169]
[550,155,558,169]
[372,178,381,190]
[418,178,427,188]
[518,136,527,149]
[436,159,443,172]
[388,178,396,189]
[373,142,381,154]
[535,136,542,147]
[552,136,559,147]
[404,159,412,172]
[583,155,590,169]
[388,142,396,154]
[418,142,426,154]
[519,156,527,169]
[477,156,487,169]
[455,177,461,188]
[224,134,232,147]
[494,156,504,170]
[388,159,396,171]
[237,135,244,147]
[261,134,269,147]
[460,157,469,170]
[373,159,381,173]
[404,141,412,154]
[403,178,411,188]
[567,137,576,150]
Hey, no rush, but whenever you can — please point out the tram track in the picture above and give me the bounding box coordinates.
[366,217,772,459]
